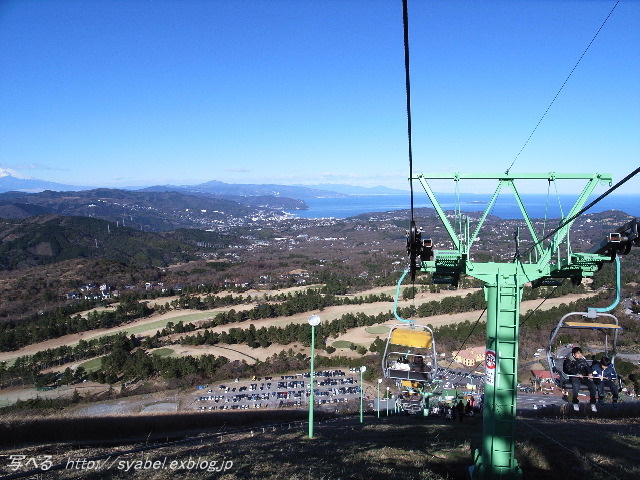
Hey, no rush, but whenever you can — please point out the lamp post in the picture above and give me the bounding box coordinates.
[359,366,367,423]
[308,314,320,439]
[386,386,390,416]
[377,379,382,418]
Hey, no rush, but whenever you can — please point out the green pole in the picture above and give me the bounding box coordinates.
[386,387,390,416]
[309,324,315,438]
[359,366,366,423]
[472,266,522,479]
[308,315,320,439]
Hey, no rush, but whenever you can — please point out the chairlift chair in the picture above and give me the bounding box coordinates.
[382,323,438,384]
[546,310,622,391]
[397,385,426,415]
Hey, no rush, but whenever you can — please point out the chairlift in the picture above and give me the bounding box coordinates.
[386,268,440,415]
[396,380,428,415]
[546,248,632,394]
[546,309,622,391]
[382,322,438,384]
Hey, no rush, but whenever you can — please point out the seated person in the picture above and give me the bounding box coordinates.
[420,238,433,261]
[591,356,619,407]
[563,346,598,412]
[411,355,425,372]
[392,356,410,371]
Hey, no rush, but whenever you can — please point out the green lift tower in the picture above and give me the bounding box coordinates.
[407,172,627,479]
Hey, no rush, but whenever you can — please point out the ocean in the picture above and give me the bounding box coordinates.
[285,193,640,220]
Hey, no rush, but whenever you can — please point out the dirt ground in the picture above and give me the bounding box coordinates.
[0,382,111,407]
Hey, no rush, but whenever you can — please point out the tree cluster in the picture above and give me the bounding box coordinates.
[1,333,133,388]
[179,311,391,350]
[0,295,152,351]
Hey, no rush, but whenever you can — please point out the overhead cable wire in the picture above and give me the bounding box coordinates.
[401,0,420,286]
[519,281,564,328]
[445,307,487,370]
[505,0,621,174]
[402,0,414,221]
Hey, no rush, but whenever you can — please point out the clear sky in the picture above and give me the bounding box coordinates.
[0,0,638,195]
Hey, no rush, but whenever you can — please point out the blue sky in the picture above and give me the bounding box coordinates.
[0,0,638,196]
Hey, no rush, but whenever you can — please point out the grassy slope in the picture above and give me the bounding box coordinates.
[1,408,639,480]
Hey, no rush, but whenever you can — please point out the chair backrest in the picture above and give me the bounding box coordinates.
[390,329,432,349]
[550,355,569,383]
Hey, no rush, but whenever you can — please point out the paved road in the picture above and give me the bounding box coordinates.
[516,392,565,411]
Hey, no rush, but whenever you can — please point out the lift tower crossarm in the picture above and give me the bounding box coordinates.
[415,173,612,263]
[534,173,611,275]
[416,174,461,251]
[418,173,612,180]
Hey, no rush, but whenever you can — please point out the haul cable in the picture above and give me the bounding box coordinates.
[506,0,621,174]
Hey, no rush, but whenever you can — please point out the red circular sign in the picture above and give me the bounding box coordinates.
[485,350,496,369]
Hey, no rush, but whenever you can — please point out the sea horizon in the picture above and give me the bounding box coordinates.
[286,193,640,220]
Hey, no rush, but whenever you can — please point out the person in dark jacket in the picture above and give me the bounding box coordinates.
[456,400,465,423]
[563,346,598,412]
[592,356,619,407]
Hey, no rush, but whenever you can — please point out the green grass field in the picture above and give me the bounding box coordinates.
[331,340,355,349]
[112,312,216,337]
[151,348,176,357]
[78,357,103,373]
[365,326,390,335]
[1,312,220,366]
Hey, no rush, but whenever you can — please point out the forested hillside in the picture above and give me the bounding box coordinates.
[0,215,202,270]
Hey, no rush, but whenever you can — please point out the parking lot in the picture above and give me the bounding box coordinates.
[192,369,362,411]
[435,367,484,391]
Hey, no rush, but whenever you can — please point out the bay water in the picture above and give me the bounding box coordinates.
[286,193,639,220]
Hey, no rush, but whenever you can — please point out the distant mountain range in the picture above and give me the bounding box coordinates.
[0,188,308,231]
[0,172,406,198]
[0,214,205,271]
[141,181,343,199]
[0,172,88,193]
[0,173,408,232]
[294,184,408,195]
